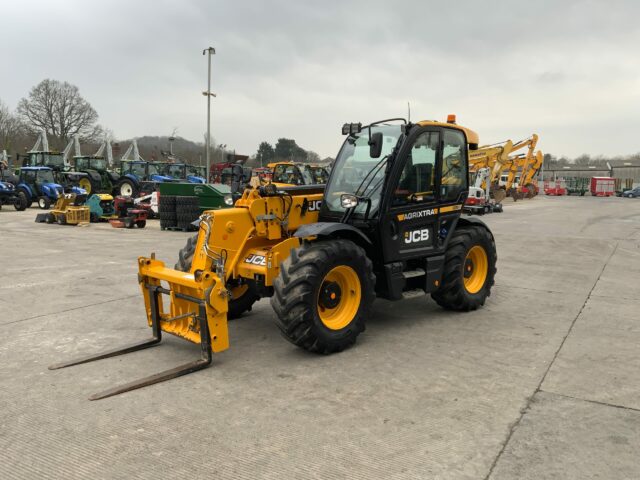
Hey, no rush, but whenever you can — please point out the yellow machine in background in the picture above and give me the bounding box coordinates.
[267,162,325,187]
[40,193,90,225]
[470,134,543,201]
[502,135,542,199]
[469,140,513,202]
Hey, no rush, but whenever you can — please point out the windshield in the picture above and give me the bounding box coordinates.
[310,166,329,183]
[324,124,403,216]
[90,158,107,171]
[166,164,185,178]
[298,166,314,184]
[148,164,162,176]
[43,153,64,168]
[187,165,204,177]
[37,170,55,183]
[124,162,147,177]
[30,152,64,168]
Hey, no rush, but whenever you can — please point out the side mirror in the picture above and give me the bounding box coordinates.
[369,132,383,158]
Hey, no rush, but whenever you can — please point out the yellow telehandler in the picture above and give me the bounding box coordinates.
[50,116,498,400]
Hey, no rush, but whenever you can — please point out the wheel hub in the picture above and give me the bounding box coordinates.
[464,258,474,278]
[319,281,342,309]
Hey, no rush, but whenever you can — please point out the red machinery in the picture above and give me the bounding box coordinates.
[108,196,148,228]
[544,180,567,196]
[590,177,615,197]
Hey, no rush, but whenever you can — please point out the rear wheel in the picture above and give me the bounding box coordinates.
[14,191,28,211]
[45,213,55,224]
[135,220,146,228]
[175,234,259,319]
[78,177,93,195]
[431,225,497,311]
[57,214,66,225]
[271,239,375,354]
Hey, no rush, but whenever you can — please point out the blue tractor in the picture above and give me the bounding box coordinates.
[162,163,206,184]
[115,160,177,197]
[14,166,72,209]
[0,173,25,210]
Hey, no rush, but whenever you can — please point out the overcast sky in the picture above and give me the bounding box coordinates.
[2,0,639,158]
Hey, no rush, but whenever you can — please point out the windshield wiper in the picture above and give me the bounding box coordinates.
[354,155,388,197]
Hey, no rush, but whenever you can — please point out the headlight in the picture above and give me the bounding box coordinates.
[224,194,233,206]
[340,193,359,209]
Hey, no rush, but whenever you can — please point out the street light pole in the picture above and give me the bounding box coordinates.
[202,47,216,182]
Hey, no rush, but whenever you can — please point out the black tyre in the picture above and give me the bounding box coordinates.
[38,196,51,209]
[45,213,55,224]
[174,234,259,318]
[14,191,28,211]
[271,239,375,354]
[159,195,176,216]
[431,225,497,311]
[57,214,66,225]
[90,212,99,223]
[160,208,177,228]
[124,217,134,229]
[135,220,146,228]
[116,178,139,197]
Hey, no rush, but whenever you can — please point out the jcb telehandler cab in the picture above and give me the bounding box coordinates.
[51,117,497,400]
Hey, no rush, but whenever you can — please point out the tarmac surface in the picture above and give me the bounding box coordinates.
[0,195,639,479]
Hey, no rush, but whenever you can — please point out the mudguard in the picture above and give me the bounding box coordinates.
[294,222,372,245]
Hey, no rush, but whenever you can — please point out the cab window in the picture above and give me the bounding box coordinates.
[393,131,438,206]
[440,129,468,202]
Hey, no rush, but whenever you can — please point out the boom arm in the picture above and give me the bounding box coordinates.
[121,139,143,162]
[30,129,49,152]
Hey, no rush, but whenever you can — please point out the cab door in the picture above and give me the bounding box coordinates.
[378,127,441,263]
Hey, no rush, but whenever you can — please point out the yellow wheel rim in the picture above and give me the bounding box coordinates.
[317,265,361,330]
[230,284,248,300]
[463,245,488,294]
[79,178,92,194]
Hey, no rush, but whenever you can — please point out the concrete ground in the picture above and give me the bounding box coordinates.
[0,195,638,479]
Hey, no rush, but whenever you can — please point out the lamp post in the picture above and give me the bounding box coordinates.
[202,47,216,182]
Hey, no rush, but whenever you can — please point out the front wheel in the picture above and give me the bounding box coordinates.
[271,239,375,354]
[431,225,497,311]
[116,178,138,197]
[38,196,51,209]
[174,234,259,319]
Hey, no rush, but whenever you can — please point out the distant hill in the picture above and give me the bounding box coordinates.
[113,136,205,164]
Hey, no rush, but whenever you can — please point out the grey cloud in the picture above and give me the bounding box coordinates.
[2,0,639,158]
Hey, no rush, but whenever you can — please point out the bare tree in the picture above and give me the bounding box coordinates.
[0,99,27,152]
[17,79,100,149]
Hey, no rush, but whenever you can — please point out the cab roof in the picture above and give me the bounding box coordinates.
[416,120,479,148]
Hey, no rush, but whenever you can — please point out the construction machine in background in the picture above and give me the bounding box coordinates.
[468,140,513,202]
[269,161,310,186]
[50,115,497,401]
[501,135,542,200]
[464,167,503,214]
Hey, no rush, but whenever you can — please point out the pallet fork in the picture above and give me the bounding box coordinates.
[49,255,228,400]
